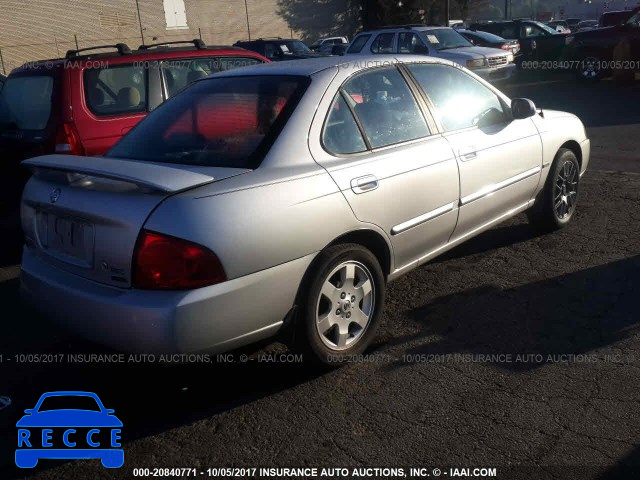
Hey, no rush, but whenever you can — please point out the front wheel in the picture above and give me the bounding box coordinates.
[527,148,580,231]
[294,243,385,366]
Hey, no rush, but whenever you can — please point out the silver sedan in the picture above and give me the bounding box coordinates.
[20,55,590,365]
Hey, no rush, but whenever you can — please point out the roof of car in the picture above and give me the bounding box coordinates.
[361,25,449,34]
[205,54,453,78]
[11,44,265,73]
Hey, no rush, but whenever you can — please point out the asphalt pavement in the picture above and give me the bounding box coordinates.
[0,75,639,480]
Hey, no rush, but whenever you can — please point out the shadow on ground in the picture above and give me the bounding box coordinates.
[386,254,640,372]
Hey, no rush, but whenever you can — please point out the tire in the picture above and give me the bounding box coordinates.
[294,243,385,367]
[527,148,580,232]
[576,52,607,82]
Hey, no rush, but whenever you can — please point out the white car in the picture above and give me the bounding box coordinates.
[346,26,516,83]
[309,36,349,51]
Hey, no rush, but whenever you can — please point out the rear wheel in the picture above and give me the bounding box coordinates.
[294,244,385,366]
[527,148,580,231]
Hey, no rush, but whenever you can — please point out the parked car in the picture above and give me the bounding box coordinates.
[575,20,599,32]
[20,55,589,365]
[599,9,639,28]
[317,43,349,55]
[449,20,466,28]
[470,20,570,63]
[234,38,327,61]
[309,36,348,51]
[457,28,521,58]
[0,40,267,213]
[346,26,516,83]
[565,9,640,81]
[547,20,571,33]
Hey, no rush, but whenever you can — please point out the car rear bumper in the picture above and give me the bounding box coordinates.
[474,63,517,82]
[21,248,316,353]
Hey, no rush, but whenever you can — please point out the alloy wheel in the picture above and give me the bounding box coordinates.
[315,260,375,351]
[554,159,578,220]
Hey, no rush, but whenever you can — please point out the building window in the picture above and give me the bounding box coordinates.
[163,0,188,30]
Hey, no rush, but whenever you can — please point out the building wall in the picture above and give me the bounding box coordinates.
[0,0,361,73]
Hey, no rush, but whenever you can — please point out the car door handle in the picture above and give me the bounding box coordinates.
[350,175,379,194]
[458,147,478,161]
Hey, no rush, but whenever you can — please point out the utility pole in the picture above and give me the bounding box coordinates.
[445,0,450,25]
[244,0,251,41]
[135,0,145,46]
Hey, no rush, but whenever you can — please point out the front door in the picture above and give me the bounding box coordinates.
[405,62,542,241]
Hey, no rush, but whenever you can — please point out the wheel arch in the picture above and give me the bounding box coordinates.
[559,140,582,170]
[280,229,392,348]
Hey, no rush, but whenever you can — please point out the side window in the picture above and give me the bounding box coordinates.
[84,64,147,116]
[322,94,367,155]
[501,25,518,38]
[398,32,428,53]
[342,67,430,148]
[216,56,263,71]
[161,58,219,98]
[370,33,395,54]
[521,25,536,37]
[347,34,371,53]
[263,43,279,59]
[407,63,507,132]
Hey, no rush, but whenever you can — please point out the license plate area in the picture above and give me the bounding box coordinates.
[36,211,95,268]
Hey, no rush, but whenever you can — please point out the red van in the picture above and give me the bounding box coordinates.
[0,40,267,212]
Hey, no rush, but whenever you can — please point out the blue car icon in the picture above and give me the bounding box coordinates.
[16,391,123,468]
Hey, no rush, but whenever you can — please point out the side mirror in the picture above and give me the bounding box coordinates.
[414,44,429,54]
[511,98,537,119]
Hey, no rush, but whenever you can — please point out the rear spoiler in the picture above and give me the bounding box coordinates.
[22,155,215,193]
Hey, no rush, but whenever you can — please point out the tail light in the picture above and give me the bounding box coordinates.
[133,230,226,290]
[55,122,85,155]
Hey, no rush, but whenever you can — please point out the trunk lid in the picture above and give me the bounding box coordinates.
[21,154,250,287]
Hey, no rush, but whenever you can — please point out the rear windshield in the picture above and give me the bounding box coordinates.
[0,74,56,130]
[107,75,309,169]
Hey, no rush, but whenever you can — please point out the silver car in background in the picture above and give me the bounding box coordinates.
[20,55,589,365]
[346,26,517,83]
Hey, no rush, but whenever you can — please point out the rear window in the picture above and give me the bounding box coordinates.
[107,75,308,169]
[84,64,147,116]
[0,74,55,130]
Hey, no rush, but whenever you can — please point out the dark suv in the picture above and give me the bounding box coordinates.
[233,38,326,61]
[470,20,570,63]
[0,39,267,213]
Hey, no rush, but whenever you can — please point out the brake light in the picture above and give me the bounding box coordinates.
[55,122,85,155]
[133,230,226,290]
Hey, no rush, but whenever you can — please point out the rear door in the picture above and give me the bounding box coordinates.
[310,65,460,271]
[74,62,151,155]
[405,63,542,240]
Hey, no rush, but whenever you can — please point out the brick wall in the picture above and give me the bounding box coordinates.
[0,0,362,74]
